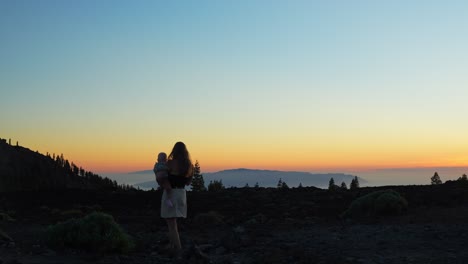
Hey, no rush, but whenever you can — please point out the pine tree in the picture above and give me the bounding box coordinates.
[281,181,289,189]
[208,180,224,191]
[277,178,283,189]
[71,163,79,175]
[340,182,347,190]
[350,176,360,190]
[328,177,337,190]
[431,172,442,185]
[191,161,206,191]
[254,182,260,188]
[298,182,303,188]
[458,174,468,181]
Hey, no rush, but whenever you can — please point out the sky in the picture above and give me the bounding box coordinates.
[1,0,468,177]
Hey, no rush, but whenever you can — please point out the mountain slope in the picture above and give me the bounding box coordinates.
[0,138,127,192]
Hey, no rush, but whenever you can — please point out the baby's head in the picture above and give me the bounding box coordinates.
[157,152,167,163]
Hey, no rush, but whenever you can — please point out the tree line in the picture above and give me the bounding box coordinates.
[431,172,468,185]
[43,152,135,191]
[327,176,360,191]
[190,161,362,191]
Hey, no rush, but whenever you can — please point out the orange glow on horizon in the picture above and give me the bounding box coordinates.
[90,158,468,174]
[10,135,468,175]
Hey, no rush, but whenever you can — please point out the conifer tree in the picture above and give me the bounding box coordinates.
[191,161,206,191]
[277,178,283,189]
[328,177,337,190]
[431,172,442,185]
[340,182,347,190]
[72,163,79,175]
[208,180,224,191]
[350,176,360,190]
[458,174,468,181]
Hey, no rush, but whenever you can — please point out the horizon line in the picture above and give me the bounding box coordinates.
[99,165,468,175]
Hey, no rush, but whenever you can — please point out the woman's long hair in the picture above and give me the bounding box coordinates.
[168,141,193,177]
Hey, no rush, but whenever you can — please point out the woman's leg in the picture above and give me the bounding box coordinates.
[165,217,181,250]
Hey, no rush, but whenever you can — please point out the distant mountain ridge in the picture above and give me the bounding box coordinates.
[134,168,366,189]
[203,168,366,188]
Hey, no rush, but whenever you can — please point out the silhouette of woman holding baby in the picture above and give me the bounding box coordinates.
[155,141,193,253]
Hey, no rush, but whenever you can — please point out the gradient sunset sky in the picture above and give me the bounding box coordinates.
[1,1,468,174]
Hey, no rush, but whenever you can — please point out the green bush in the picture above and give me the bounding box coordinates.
[46,212,134,253]
[342,190,408,218]
[374,191,408,215]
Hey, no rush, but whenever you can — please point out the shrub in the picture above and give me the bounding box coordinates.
[374,191,408,216]
[342,189,408,218]
[46,212,134,253]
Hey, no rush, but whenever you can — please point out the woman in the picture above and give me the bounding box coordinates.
[161,141,193,252]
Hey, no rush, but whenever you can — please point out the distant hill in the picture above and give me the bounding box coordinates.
[134,168,366,189]
[204,168,366,188]
[0,138,132,192]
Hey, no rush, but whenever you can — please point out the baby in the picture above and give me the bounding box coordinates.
[153,152,173,208]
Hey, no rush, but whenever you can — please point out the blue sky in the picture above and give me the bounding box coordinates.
[1,1,468,175]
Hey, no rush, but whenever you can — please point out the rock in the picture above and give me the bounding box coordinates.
[6,260,22,264]
[194,244,211,259]
[233,225,245,233]
[181,243,212,263]
[214,246,227,255]
[111,256,121,264]
[197,244,214,252]
[96,256,120,264]
[0,229,12,242]
[42,249,57,257]
[221,232,242,251]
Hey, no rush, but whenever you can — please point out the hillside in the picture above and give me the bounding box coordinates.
[0,138,130,192]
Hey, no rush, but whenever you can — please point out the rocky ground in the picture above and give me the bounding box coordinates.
[1,183,468,263]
